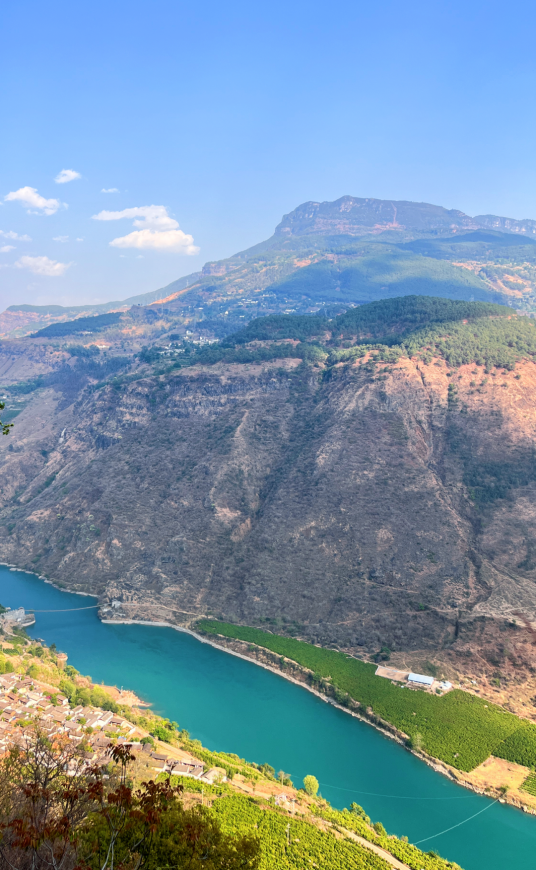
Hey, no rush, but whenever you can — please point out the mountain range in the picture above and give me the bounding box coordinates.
[1,196,536,698]
[3,195,536,340]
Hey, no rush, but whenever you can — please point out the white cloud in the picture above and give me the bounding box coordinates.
[0,230,31,241]
[53,235,69,242]
[0,245,15,253]
[101,188,119,193]
[76,237,84,242]
[55,169,81,184]
[110,229,198,252]
[5,187,64,215]
[93,205,178,230]
[15,255,71,276]
[91,205,199,253]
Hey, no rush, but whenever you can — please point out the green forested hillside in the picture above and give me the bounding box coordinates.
[31,312,122,337]
[161,296,536,375]
[268,249,503,304]
[334,296,508,340]
[401,230,536,260]
[222,314,328,344]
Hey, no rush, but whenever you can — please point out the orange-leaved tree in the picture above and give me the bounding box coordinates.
[0,728,260,870]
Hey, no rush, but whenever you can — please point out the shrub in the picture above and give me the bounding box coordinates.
[303,775,319,797]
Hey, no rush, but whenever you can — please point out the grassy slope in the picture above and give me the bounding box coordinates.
[31,312,122,338]
[197,620,536,773]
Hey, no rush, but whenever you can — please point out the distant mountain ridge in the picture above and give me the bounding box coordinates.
[3,195,536,339]
[274,196,536,238]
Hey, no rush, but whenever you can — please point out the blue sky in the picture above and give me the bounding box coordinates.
[1,0,536,310]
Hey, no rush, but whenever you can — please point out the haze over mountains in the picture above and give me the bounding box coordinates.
[2,195,536,686]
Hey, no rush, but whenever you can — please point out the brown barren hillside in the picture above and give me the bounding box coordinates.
[2,321,536,692]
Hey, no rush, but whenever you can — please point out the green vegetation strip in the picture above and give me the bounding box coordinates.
[197,621,536,772]
[214,794,388,870]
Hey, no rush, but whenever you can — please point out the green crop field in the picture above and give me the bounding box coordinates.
[197,620,536,772]
[317,806,461,870]
[492,721,536,768]
[207,794,461,870]
[520,771,536,797]
[214,795,388,869]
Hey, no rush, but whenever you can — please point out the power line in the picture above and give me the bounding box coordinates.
[413,799,499,845]
[289,775,473,800]
[288,773,500,845]
[35,606,99,612]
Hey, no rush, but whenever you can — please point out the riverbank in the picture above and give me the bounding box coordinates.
[5,563,536,820]
[4,566,536,870]
[200,629,536,815]
[0,611,462,870]
[98,682,150,707]
[100,614,536,815]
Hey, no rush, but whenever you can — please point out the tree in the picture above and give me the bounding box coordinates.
[150,723,174,742]
[350,803,370,824]
[303,775,319,797]
[0,401,12,436]
[0,728,260,870]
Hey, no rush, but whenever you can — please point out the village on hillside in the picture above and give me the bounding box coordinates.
[0,670,224,784]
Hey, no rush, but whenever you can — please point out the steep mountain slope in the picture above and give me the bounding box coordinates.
[155,198,536,313]
[266,248,501,304]
[1,298,536,683]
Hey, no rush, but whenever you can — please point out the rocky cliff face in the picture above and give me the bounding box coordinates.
[1,349,536,666]
[274,196,536,239]
[274,196,480,236]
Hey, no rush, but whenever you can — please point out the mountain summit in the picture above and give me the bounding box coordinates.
[274,195,536,238]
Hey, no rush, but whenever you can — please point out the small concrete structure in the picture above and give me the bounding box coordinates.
[375,666,453,694]
[1,607,36,629]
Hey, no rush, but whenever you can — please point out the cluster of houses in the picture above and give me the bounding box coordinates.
[0,673,132,760]
[0,673,222,782]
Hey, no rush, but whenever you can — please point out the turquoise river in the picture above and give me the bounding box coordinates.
[0,565,534,870]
